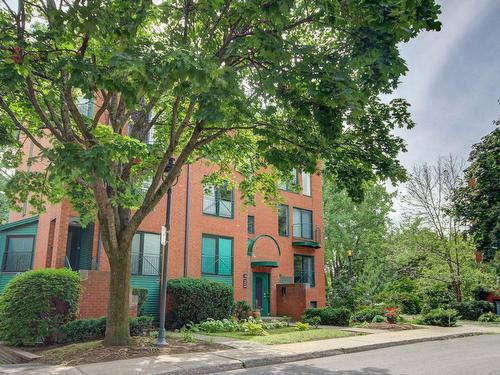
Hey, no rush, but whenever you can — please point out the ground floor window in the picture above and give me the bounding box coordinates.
[2,235,35,272]
[294,254,315,287]
[201,235,233,276]
[131,232,161,276]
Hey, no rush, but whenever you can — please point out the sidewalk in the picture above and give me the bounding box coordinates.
[1,324,498,375]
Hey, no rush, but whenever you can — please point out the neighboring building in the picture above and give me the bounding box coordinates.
[0,107,326,320]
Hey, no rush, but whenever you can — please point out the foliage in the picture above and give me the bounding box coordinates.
[303,307,350,326]
[193,318,240,333]
[132,288,148,317]
[376,278,422,314]
[192,317,286,334]
[241,320,267,336]
[418,308,459,327]
[384,306,401,323]
[233,300,252,321]
[262,320,288,330]
[453,126,499,262]
[0,269,81,346]
[450,301,495,321]
[166,278,233,329]
[372,315,386,323]
[303,316,322,328]
[295,322,310,331]
[351,307,385,323]
[478,312,500,323]
[419,282,456,312]
[58,316,153,343]
[0,0,441,345]
[179,327,195,343]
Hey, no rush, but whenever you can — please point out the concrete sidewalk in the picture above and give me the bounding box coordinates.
[1,324,498,375]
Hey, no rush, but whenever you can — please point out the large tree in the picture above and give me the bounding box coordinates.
[453,124,499,265]
[0,0,440,345]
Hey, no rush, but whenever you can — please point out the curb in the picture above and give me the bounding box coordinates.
[208,332,486,373]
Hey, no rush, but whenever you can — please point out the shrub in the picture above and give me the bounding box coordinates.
[304,316,321,328]
[233,300,252,321]
[389,293,421,314]
[295,322,309,331]
[195,318,239,333]
[385,306,401,323]
[372,315,385,323]
[58,316,154,343]
[320,307,351,326]
[132,288,149,317]
[478,312,500,323]
[262,319,288,330]
[166,278,233,329]
[418,308,459,327]
[450,301,495,321]
[0,268,81,346]
[241,320,267,336]
[420,285,455,312]
[303,307,323,321]
[351,307,384,323]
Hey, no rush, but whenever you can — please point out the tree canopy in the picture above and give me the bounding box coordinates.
[0,0,441,345]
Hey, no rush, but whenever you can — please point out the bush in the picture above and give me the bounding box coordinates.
[418,308,459,327]
[389,293,421,314]
[478,312,500,323]
[241,320,267,336]
[372,315,385,323]
[166,278,233,329]
[132,288,149,317]
[295,322,309,331]
[262,319,288,330]
[320,307,351,326]
[194,318,239,333]
[0,268,81,346]
[303,307,323,321]
[420,285,455,312]
[233,300,252,321]
[58,316,154,343]
[351,307,384,323]
[304,316,321,328]
[450,301,495,321]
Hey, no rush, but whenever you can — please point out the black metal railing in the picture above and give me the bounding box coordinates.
[294,271,316,287]
[201,255,232,275]
[3,251,33,272]
[131,254,160,276]
[292,223,313,240]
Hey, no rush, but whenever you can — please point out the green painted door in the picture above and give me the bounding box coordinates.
[253,272,270,316]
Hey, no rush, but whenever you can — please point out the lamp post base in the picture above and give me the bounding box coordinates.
[156,331,168,347]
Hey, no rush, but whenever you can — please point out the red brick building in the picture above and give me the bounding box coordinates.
[0,105,326,321]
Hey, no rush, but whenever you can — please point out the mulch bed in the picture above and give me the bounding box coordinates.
[364,322,419,330]
[26,336,230,366]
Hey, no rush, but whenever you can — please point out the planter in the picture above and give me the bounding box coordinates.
[387,316,397,324]
[252,309,261,319]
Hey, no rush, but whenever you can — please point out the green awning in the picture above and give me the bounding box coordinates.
[251,260,279,268]
[292,241,321,249]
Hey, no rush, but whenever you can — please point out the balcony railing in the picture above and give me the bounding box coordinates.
[3,251,33,272]
[131,254,160,276]
[292,224,322,242]
[294,271,315,287]
[201,255,232,275]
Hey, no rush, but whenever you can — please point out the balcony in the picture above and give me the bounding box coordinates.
[131,254,160,276]
[294,271,316,287]
[292,224,321,248]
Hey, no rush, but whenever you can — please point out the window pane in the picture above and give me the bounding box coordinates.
[301,210,313,239]
[293,208,301,237]
[218,238,232,276]
[293,255,303,283]
[201,237,216,274]
[248,216,255,234]
[218,187,233,217]
[278,205,289,236]
[131,234,141,275]
[142,233,160,275]
[5,237,34,272]
[302,172,311,196]
[203,186,217,215]
[291,168,298,185]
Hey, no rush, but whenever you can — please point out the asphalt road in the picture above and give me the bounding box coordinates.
[223,334,500,375]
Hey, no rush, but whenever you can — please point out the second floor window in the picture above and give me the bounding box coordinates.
[247,215,255,234]
[76,97,94,118]
[2,235,34,272]
[201,235,233,276]
[302,172,312,196]
[203,185,234,218]
[293,208,313,239]
[278,204,289,236]
[131,232,160,276]
[278,169,298,191]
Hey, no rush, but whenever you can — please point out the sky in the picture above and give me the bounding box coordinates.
[390,0,500,170]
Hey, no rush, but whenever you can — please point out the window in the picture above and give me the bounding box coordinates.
[247,215,255,234]
[302,172,312,196]
[310,301,318,308]
[131,232,161,276]
[144,125,155,146]
[76,97,94,118]
[293,208,313,239]
[203,185,234,218]
[278,204,289,237]
[294,255,315,287]
[201,235,233,276]
[278,169,298,191]
[2,236,34,272]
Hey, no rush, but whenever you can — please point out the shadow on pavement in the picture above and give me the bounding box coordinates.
[240,364,394,375]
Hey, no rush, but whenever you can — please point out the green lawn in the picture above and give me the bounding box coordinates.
[204,327,357,345]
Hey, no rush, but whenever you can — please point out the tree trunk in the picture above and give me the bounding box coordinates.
[103,242,132,346]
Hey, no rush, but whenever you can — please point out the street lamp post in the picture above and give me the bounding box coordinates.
[157,157,175,346]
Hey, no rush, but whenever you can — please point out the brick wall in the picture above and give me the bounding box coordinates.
[78,270,137,319]
[276,283,313,321]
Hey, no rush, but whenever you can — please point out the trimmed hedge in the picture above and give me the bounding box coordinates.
[418,308,459,327]
[351,307,384,323]
[166,278,233,329]
[450,301,495,321]
[132,288,149,316]
[0,268,81,346]
[58,316,154,343]
[303,307,351,326]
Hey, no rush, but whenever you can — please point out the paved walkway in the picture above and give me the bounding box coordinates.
[0,324,498,375]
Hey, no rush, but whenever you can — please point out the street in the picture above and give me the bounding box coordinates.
[223,334,500,375]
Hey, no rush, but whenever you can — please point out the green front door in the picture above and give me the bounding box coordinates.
[253,272,270,316]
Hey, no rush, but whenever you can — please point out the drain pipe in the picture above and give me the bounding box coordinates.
[183,164,191,277]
